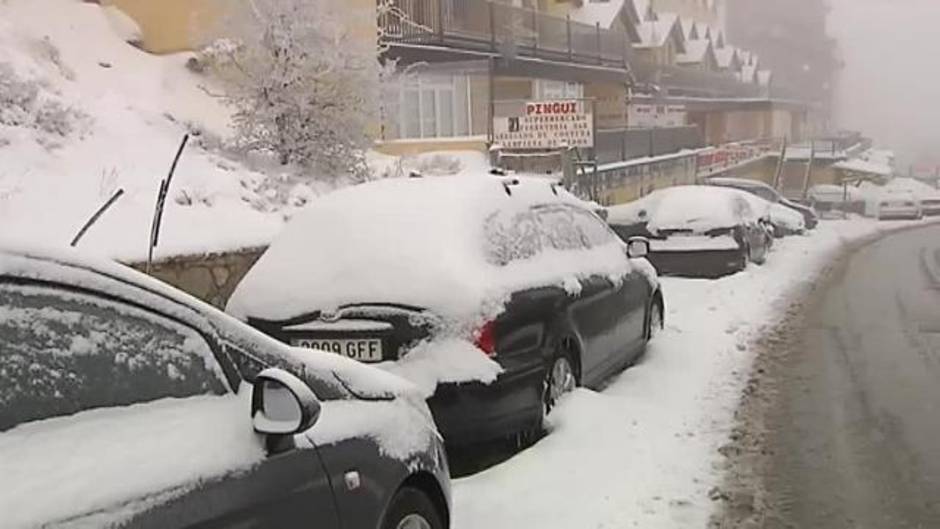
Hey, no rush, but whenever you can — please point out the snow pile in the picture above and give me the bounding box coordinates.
[380,338,503,397]
[452,217,929,529]
[607,186,758,233]
[0,391,264,529]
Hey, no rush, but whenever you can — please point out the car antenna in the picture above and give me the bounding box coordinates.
[147,134,189,274]
[70,188,126,247]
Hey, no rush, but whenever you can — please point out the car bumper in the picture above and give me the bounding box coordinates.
[648,249,745,278]
[922,205,940,216]
[878,208,920,219]
[428,364,544,446]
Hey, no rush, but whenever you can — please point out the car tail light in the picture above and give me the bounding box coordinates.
[474,321,497,357]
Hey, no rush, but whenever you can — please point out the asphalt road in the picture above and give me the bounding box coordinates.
[765,223,940,528]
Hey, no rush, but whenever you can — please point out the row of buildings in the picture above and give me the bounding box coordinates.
[102,0,845,202]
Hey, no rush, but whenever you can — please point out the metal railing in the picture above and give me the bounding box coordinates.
[594,126,704,164]
[382,0,784,99]
[382,0,632,67]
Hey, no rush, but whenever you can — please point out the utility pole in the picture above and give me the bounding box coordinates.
[772,136,788,190]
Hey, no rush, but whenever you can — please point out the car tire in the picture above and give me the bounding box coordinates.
[647,298,664,342]
[382,487,444,529]
[542,347,578,418]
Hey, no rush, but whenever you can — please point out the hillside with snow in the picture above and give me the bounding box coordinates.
[0,0,495,263]
[0,0,292,261]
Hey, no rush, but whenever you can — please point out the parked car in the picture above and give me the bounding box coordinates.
[734,189,806,237]
[921,192,940,216]
[0,244,450,529]
[706,177,819,229]
[607,186,773,278]
[877,189,923,220]
[226,176,664,446]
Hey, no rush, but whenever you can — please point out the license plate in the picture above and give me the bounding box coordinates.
[293,338,383,362]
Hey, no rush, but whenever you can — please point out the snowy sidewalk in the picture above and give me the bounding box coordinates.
[452,218,927,529]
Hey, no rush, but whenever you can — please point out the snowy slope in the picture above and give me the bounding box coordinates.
[0,0,287,262]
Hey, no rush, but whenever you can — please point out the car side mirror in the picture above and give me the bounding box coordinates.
[626,237,650,259]
[252,368,321,438]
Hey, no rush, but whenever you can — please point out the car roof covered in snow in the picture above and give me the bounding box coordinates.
[226,175,632,322]
[606,185,760,233]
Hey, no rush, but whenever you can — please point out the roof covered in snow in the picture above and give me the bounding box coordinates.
[635,13,685,51]
[676,39,713,65]
[715,46,741,70]
[757,69,773,86]
[833,158,893,177]
[571,0,625,29]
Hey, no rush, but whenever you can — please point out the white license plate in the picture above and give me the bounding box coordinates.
[293,338,383,362]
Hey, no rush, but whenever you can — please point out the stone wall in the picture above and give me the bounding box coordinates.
[130,247,266,308]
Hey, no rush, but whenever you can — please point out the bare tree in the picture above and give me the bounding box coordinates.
[202,0,396,182]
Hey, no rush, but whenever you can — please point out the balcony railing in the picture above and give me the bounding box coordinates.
[381,0,810,101]
[382,0,632,67]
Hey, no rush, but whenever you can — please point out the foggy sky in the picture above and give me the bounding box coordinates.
[829,0,940,168]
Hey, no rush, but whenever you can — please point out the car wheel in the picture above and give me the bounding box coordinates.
[382,487,444,529]
[543,351,577,417]
[647,299,663,341]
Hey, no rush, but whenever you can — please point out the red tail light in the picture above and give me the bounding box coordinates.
[474,321,497,357]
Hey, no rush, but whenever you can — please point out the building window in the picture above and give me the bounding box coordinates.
[397,74,470,139]
[535,79,584,100]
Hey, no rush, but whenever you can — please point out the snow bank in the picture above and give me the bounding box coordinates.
[1,391,263,529]
[452,218,928,529]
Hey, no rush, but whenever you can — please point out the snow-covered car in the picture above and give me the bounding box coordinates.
[227,176,664,446]
[607,186,773,278]
[883,177,940,216]
[0,245,450,529]
[706,177,819,230]
[734,190,806,237]
[877,189,923,220]
[921,192,940,216]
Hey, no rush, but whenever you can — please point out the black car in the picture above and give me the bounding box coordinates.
[706,177,819,229]
[0,245,450,529]
[607,186,773,278]
[227,176,665,446]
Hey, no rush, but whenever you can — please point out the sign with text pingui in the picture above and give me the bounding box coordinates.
[493,99,594,150]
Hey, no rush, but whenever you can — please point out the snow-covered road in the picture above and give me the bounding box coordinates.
[452,218,928,529]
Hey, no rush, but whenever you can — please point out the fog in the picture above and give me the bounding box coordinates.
[829,0,940,168]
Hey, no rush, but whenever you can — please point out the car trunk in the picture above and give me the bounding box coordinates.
[247,304,438,364]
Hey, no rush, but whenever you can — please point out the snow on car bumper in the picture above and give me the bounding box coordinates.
[878,207,920,219]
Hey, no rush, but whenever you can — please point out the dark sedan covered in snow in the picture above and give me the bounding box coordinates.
[607,186,773,278]
[227,175,664,446]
